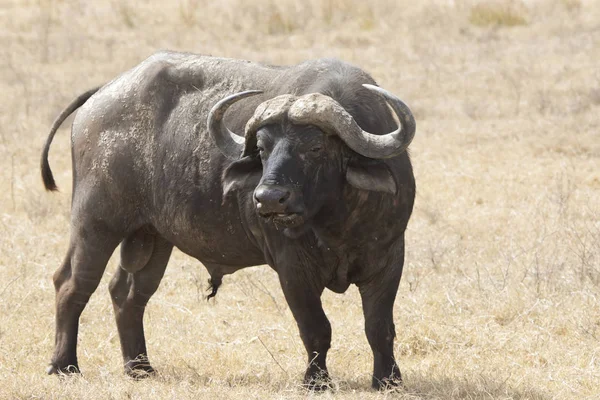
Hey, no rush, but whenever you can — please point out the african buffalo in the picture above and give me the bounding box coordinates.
[42,51,416,390]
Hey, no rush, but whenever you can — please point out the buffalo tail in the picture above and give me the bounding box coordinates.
[41,86,101,191]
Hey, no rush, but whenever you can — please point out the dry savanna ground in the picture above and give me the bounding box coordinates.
[0,0,599,398]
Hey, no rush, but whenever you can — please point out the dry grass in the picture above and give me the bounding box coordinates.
[1,0,599,398]
[469,1,528,27]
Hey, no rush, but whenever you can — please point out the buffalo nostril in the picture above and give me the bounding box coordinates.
[254,185,292,212]
[278,192,289,204]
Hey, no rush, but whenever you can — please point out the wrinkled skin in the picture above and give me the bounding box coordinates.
[42,51,415,390]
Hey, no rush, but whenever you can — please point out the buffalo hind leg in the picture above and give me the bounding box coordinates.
[47,224,121,375]
[358,245,405,389]
[109,231,173,378]
[279,273,331,390]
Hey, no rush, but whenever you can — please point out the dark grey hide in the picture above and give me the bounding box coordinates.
[42,51,416,390]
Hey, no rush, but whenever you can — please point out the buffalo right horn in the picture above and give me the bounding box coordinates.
[207,90,263,159]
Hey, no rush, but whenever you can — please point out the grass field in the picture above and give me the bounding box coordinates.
[0,0,599,398]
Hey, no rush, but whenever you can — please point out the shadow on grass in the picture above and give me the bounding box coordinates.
[334,371,551,400]
[157,365,552,399]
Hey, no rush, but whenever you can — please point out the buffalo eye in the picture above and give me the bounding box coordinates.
[257,145,272,159]
[256,141,266,156]
[310,146,323,153]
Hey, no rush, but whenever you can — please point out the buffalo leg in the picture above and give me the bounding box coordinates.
[109,235,172,377]
[279,274,331,390]
[358,254,404,389]
[47,225,121,375]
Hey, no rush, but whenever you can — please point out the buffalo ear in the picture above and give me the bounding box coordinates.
[222,156,262,198]
[346,159,397,195]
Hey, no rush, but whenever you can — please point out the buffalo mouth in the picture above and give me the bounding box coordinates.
[261,212,305,228]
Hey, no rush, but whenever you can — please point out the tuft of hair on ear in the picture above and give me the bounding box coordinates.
[346,157,398,195]
[221,155,262,201]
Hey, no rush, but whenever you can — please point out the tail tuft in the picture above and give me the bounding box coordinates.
[41,146,58,191]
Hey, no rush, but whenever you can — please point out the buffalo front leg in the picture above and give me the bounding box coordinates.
[358,262,403,390]
[109,233,173,378]
[279,274,331,390]
[47,225,121,375]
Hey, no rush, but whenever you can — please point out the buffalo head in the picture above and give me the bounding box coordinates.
[207,85,415,235]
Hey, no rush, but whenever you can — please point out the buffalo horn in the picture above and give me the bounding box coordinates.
[207,90,262,159]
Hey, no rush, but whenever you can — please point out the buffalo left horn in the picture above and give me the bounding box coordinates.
[207,90,263,159]
[288,84,416,159]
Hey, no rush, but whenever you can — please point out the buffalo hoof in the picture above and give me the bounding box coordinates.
[304,381,332,392]
[46,363,80,375]
[125,361,156,380]
[372,376,404,391]
[303,371,332,392]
